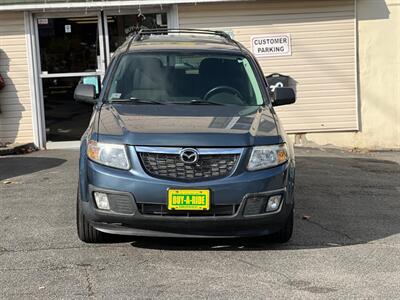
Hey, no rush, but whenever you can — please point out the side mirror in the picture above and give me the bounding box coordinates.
[74,84,96,104]
[272,87,296,107]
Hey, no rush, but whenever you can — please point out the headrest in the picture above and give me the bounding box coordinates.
[199,58,242,76]
[135,57,163,71]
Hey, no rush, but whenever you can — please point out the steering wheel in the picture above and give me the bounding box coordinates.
[203,85,244,101]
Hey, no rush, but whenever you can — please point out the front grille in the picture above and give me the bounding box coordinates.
[138,151,240,181]
[138,203,240,217]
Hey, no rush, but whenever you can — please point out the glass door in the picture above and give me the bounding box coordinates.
[36,13,105,142]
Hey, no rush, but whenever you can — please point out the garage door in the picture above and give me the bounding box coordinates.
[178,0,357,133]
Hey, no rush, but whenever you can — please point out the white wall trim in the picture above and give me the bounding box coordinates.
[24,12,37,146]
[167,4,179,28]
[24,12,45,148]
[32,14,47,148]
[354,0,361,132]
[0,0,240,12]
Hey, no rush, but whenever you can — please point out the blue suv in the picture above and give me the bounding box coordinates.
[74,29,296,243]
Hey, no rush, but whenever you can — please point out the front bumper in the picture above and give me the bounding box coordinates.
[82,188,293,238]
[79,147,295,238]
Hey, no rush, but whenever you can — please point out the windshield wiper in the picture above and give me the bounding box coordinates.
[182,99,225,105]
[111,97,165,105]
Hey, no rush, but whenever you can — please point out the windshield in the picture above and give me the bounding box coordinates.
[106,52,264,106]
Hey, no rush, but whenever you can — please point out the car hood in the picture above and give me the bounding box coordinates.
[96,104,282,147]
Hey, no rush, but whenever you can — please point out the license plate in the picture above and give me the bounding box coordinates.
[168,189,210,211]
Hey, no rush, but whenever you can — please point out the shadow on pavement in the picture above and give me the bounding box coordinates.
[122,155,400,250]
[0,156,66,181]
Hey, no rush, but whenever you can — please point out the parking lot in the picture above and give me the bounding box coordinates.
[1,147,400,299]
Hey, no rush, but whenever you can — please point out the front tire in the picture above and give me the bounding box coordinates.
[271,210,294,243]
[76,188,106,243]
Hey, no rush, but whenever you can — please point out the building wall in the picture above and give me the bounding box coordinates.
[306,0,400,149]
[178,0,358,134]
[178,0,400,149]
[0,11,33,144]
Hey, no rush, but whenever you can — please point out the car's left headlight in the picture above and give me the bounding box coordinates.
[87,140,130,170]
[247,144,288,171]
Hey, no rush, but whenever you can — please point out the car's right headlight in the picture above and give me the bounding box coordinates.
[87,140,130,170]
[247,144,288,171]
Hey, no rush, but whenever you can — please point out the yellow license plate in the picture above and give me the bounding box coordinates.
[168,189,210,211]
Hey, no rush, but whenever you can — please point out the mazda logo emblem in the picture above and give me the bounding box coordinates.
[179,148,199,164]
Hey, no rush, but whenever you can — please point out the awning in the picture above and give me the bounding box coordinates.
[0,0,236,11]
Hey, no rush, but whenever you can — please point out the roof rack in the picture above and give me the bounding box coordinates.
[126,28,242,52]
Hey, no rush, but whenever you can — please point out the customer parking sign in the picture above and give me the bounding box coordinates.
[251,34,291,57]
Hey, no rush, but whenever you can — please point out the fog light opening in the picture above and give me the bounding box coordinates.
[94,192,110,210]
[265,195,282,212]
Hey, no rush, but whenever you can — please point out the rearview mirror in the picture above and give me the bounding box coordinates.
[272,87,296,107]
[74,84,96,104]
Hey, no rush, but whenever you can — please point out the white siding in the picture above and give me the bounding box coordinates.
[0,12,33,144]
[179,0,357,133]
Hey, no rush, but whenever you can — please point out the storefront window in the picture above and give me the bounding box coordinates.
[107,13,167,55]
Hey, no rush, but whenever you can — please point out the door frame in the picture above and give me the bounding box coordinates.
[29,6,176,148]
[32,11,107,148]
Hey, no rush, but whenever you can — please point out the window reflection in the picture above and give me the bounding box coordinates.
[107,13,167,54]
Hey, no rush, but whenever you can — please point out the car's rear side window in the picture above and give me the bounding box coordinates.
[107,52,264,106]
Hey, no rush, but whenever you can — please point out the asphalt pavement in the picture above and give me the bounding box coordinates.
[1,147,399,299]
